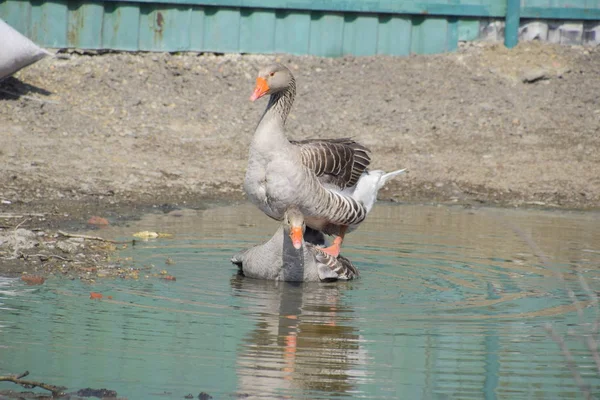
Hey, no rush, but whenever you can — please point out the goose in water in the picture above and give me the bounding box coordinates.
[231,207,358,282]
[244,63,406,257]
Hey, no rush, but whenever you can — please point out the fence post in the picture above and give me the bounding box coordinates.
[504,0,521,48]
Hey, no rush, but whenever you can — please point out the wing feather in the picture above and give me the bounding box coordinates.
[291,138,371,189]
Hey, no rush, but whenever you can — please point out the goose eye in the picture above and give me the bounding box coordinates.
[269,72,275,77]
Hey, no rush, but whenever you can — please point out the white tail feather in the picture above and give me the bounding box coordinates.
[351,168,407,215]
[381,168,407,188]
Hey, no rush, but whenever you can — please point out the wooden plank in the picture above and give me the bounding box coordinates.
[377,14,411,56]
[239,8,276,53]
[5,0,599,57]
[139,5,191,51]
[521,6,600,19]
[203,6,240,52]
[411,16,450,54]
[309,12,344,57]
[189,6,205,50]
[342,13,379,56]
[100,0,506,18]
[504,0,521,47]
[524,0,550,6]
[446,0,459,50]
[67,1,104,49]
[274,10,311,55]
[457,18,480,41]
[30,0,68,47]
[447,16,459,51]
[102,1,140,50]
[0,0,32,36]
[557,0,586,6]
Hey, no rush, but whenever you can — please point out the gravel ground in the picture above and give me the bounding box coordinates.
[0,40,599,277]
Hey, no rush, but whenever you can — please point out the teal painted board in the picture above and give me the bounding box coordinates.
[447,17,459,51]
[411,17,451,54]
[189,6,206,50]
[504,0,520,47]
[139,5,192,51]
[239,9,275,53]
[3,0,599,56]
[102,2,140,50]
[203,6,240,52]
[377,15,412,56]
[457,18,480,41]
[67,1,104,48]
[274,10,310,55]
[101,0,506,18]
[162,6,191,51]
[0,0,31,37]
[342,13,378,56]
[30,0,68,47]
[548,0,586,6]
[309,12,344,57]
[522,6,600,18]
[446,0,460,51]
[523,0,551,12]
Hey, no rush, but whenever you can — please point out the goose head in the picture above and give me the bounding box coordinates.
[250,63,294,101]
[283,206,306,250]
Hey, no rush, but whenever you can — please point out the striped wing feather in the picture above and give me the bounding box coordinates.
[311,245,359,281]
[291,138,371,189]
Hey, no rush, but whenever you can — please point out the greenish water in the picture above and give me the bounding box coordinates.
[1,203,600,399]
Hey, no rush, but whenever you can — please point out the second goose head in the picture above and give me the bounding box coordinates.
[283,206,306,250]
[250,63,294,101]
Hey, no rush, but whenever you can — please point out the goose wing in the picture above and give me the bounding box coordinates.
[291,138,371,189]
[310,245,359,281]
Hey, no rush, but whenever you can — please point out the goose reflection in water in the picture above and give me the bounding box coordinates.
[230,275,368,398]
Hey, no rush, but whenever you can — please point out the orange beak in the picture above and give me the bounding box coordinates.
[290,226,303,250]
[250,77,269,101]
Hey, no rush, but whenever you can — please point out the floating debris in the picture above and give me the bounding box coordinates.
[76,388,118,398]
[21,275,45,285]
[133,231,173,240]
[87,216,110,226]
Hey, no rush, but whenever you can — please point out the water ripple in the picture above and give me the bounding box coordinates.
[1,204,599,399]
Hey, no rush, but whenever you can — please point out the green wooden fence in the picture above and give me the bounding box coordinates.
[1,0,599,56]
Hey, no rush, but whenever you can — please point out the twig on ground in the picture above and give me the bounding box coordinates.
[57,230,117,243]
[0,213,46,219]
[0,370,66,397]
[15,371,29,379]
[13,217,30,231]
[21,253,73,262]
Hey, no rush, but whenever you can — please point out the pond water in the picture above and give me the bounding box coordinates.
[1,203,600,399]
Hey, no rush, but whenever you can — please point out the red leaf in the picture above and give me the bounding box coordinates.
[87,216,109,226]
[21,275,45,285]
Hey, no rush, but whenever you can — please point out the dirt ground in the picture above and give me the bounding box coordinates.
[1,41,599,278]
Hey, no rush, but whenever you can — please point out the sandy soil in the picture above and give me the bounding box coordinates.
[0,41,599,277]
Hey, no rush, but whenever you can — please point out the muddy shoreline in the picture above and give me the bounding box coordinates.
[1,41,599,278]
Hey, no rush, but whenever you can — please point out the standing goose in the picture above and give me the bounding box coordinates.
[244,63,406,257]
[231,207,359,282]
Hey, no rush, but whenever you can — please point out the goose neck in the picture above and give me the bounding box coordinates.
[263,77,296,125]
